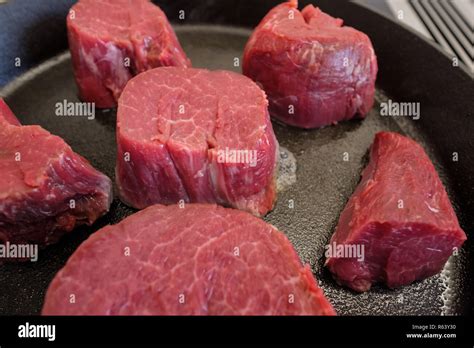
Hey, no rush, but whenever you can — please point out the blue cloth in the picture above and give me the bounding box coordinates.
[0,0,76,87]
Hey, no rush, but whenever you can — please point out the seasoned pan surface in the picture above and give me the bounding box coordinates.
[0,2,472,316]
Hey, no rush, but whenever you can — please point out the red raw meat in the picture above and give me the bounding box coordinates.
[0,99,112,247]
[42,204,335,315]
[326,132,467,292]
[243,0,378,129]
[116,67,278,216]
[0,99,20,126]
[67,0,190,108]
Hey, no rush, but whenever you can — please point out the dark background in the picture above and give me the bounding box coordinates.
[0,0,76,86]
[0,0,472,316]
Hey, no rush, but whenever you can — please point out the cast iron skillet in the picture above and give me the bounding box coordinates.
[0,0,472,315]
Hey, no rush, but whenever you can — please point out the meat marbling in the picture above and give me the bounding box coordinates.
[0,99,112,247]
[67,0,190,108]
[243,0,378,129]
[42,204,335,315]
[325,132,467,292]
[116,67,278,217]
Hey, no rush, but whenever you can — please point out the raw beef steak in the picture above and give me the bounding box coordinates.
[67,0,190,108]
[0,99,112,247]
[243,0,378,129]
[325,132,467,292]
[116,67,278,216]
[42,204,335,315]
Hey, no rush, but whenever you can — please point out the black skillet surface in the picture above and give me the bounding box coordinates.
[0,0,472,316]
